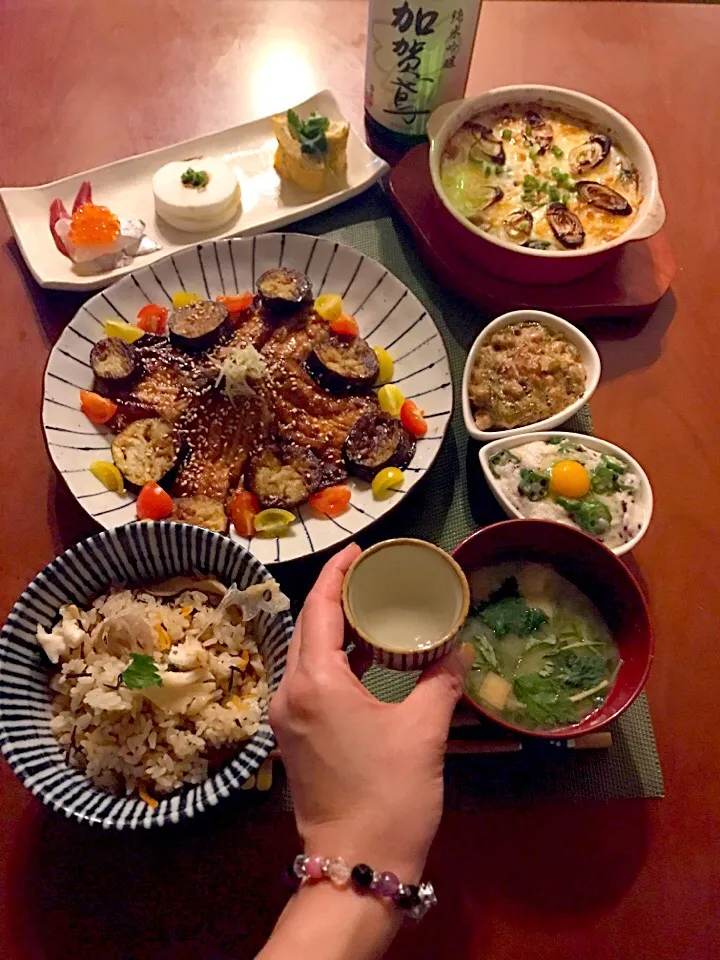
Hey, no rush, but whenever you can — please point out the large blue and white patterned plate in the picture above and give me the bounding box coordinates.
[0,522,292,829]
[42,233,453,564]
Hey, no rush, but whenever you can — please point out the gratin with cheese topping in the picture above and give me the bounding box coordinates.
[440,106,641,251]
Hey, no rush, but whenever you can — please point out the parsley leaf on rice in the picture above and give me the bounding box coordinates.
[122,653,162,690]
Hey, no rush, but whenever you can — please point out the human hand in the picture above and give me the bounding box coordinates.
[269,543,474,881]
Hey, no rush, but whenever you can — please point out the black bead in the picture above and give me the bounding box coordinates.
[351,863,374,888]
[283,865,301,891]
[395,884,420,910]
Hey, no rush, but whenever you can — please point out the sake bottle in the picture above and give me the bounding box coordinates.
[364,0,483,147]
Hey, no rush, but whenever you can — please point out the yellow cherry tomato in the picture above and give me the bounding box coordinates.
[314,293,343,322]
[372,467,405,499]
[377,383,405,417]
[103,319,144,343]
[550,459,591,499]
[256,759,274,792]
[89,460,125,494]
[373,347,394,385]
[254,508,296,537]
[172,291,201,309]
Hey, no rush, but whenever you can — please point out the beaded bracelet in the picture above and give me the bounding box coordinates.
[287,854,437,921]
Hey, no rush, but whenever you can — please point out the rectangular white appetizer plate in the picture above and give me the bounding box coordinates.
[0,89,389,291]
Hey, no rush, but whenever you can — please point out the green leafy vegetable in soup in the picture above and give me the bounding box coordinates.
[480,596,548,638]
[462,562,620,731]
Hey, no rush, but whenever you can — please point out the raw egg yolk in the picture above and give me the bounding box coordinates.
[550,460,591,498]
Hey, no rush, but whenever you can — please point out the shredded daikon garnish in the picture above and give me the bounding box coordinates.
[216,345,267,402]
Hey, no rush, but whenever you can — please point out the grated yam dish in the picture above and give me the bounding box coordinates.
[37,577,289,797]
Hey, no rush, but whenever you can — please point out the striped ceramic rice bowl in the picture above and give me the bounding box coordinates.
[0,522,292,829]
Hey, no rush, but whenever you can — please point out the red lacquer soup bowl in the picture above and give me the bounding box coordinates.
[452,519,653,738]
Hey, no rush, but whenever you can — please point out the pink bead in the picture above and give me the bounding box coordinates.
[375,871,400,897]
[305,854,325,880]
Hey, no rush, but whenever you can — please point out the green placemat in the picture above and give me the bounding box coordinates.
[275,185,664,803]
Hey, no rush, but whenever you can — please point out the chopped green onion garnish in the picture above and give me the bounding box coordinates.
[551,145,564,158]
[502,129,512,140]
[180,167,209,189]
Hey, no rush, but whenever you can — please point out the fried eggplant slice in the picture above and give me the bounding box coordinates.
[111,417,177,486]
[90,338,137,385]
[576,180,633,216]
[168,300,232,352]
[467,123,505,165]
[546,202,586,248]
[257,268,313,314]
[318,454,348,489]
[171,495,228,533]
[524,110,554,155]
[306,333,380,394]
[246,442,322,509]
[568,134,612,176]
[343,411,416,482]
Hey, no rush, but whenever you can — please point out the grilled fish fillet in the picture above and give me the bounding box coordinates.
[259,309,378,461]
[173,391,273,502]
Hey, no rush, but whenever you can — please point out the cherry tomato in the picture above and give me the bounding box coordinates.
[377,383,405,417]
[229,489,260,537]
[104,319,144,343]
[314,294,343,322]
[373,347,394,385]
[371,467,404,500]
[254,508,295,537]
[216,292,254,318]
[400,399,428,437]
[136,303,168,335]
[80,390,117,424]
[329,313,359,337]
[309,485,351,518]
[172,291,201,309]
[136,482,174,521]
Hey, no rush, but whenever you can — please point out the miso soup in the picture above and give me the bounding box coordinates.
[461,562,620,731]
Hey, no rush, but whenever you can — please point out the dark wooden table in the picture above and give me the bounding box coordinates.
[1,2,718,958]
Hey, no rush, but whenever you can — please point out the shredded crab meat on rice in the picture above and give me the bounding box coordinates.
[38,577,289,797]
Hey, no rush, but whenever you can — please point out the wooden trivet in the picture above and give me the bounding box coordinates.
[387,144,675,323]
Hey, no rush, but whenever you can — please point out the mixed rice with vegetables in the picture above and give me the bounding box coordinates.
[37,576,289,799]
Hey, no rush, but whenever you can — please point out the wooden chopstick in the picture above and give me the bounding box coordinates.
[265,729,611,765]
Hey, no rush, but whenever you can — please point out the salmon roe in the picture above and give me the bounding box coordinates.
[68,204,120,246]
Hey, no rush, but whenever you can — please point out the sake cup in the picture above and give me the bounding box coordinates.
[342,538,470,670]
